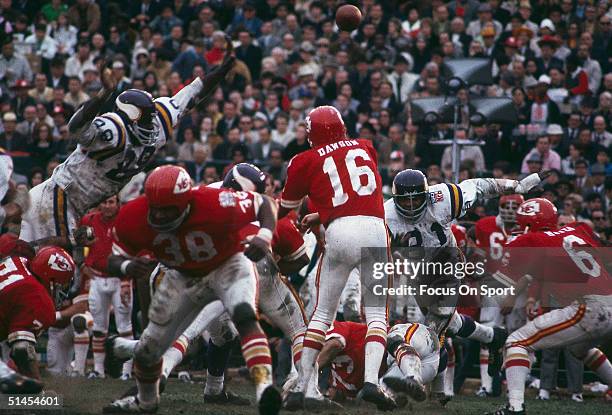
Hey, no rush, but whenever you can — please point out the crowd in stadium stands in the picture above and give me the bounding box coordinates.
[0,0,611,241]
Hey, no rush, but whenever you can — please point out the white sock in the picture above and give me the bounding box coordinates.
[73,332,90,375]
[505,346,531,411]
[480,347,492,392]
[364,315,387,385]
[396,346,422,382]
[92,335,106,374]
[585,348,612,385]
[161,346,184,379]
[364,341,386,384]
[444,364,455,396]
[204,373,224,395]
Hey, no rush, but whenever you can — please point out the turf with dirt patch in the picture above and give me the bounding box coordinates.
[5,375,608,415]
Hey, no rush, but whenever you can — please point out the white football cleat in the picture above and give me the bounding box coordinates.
[177,371,191,383]
[571,393,583,403]
[120,373,132,381]
[536,389,550,400]
[103,395,158,414]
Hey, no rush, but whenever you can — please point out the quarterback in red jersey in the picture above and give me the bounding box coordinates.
[279,106,392,410]
[487,198,612,415]
[0,236,74,382]
[104,165,281,415]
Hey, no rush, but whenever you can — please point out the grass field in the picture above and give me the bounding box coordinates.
[3,374,609,415]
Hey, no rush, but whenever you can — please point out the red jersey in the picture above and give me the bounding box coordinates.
[112,187,261,275]
[239,216,306,261]
[280,139,384,226]
[81,211,116,275]
[500,223,611,306]
[475,216,511,261]
[0,256,55,344]
[451,224,467,250]
[327,321,367,396]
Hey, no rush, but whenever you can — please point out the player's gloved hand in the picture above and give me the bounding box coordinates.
[243,234,271,262]
[515,172,543,194]
[74,226,96,247]
[126,257,158,280]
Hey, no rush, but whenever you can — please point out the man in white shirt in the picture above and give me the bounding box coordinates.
[64,40,96,81]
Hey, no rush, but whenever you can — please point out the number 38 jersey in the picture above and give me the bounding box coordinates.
[280,139,384,226]
[385,182,467,248]
[112,186,263,276]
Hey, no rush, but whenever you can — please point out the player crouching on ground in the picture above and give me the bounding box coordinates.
[0,234,75,390]
[486,198,612,415]
[103,165,281,414]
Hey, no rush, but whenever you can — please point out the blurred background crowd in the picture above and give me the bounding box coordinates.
[0,0,611,238]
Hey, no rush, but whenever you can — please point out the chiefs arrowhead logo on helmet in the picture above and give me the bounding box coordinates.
[48,252,74,272]
[173,168,192,194]
[516,200,540,216]
[516,198,558,232]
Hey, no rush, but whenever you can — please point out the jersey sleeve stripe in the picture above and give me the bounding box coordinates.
[280,198,302,209]
[283,243,307,262]
[53,185,69,238]
[444,184,457,219]
[155,102,173,139]
[88,115,127,161]
[403,323,418,343]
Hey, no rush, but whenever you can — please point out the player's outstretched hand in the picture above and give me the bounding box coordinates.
[100,60,117,91]
[243,235,270,262]
[126,257,157,280]
[515,172,543,194]
[199,37,235,98]
[537,170,552,181]
[74,226,96,247]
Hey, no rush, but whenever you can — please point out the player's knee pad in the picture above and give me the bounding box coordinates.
[231,302,257,327]
[71,314,88,333]
[10,341,37,368]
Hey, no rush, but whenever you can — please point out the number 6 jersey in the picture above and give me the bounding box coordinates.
[280,138,384,226]
[51,79,204,217]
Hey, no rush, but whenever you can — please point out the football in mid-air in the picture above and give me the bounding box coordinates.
[335,4,362,32]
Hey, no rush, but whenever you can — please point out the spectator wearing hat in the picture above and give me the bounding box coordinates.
[298,41,321,79]
[47,57,68,90]
[546,124,569,157]
[11,79,36,121]
[67,0,100,35]
[65,40,95,81]
[387,54,419,105]
[82,66,102,96]
[0,112,29,153]
[523,152,544,174]
[480,25,497,57]
[467,3,503,40]
[521,134,562,173]
[535,35,563,77]
[529,74,562,129]
[110,60,132,93]
[0,39,33,88]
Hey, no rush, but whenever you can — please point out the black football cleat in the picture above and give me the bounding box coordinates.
[357,382,397,411]
[204,389,250,406]
[258,385,282,415]
[0,372,43,394]
[383,376,426,402]
[485,404,526,415]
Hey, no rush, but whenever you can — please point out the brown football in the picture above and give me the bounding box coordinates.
[335,4,362,32]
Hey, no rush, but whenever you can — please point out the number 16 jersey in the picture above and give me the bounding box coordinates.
[280,139,384,226]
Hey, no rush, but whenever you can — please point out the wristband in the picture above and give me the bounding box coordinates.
[55,311,62,322]
[120,260,131,276]
[256,228,274,244]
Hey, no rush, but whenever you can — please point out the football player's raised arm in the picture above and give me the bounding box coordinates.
[68,67,116,135]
